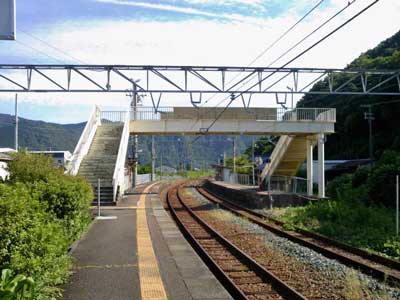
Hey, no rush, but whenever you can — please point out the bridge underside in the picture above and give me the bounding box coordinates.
[130,120,334,135]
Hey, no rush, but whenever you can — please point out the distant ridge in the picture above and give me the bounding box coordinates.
[0,113,254,167]
[0,113,85,152]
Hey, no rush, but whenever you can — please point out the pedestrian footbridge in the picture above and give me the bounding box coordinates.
[66,106,335,203]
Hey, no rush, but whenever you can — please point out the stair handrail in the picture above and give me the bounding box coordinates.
[66,106,101,175]
[260,135,293,181]
[112,109,130,202]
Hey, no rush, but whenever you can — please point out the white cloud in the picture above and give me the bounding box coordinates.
[93,0,266,25]
[185,0,266,11]
[1,0,399,122]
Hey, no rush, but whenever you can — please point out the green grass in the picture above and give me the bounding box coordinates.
[280,197,400,259]
[278,150,400,259]
[177,170,215,179]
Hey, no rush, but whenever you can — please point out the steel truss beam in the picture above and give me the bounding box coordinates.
[0,64,399,96]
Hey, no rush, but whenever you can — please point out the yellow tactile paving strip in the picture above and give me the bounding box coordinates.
[137,183,168,300]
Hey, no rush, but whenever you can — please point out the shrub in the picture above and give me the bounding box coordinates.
[326,173,353,198]
[6,152,93,241]
[367,163,400,208]
[1,152,94,298]
[32,175,93,240]
[7,152,62,184]
[0,184,71,299]
[351,166,369,188]
[281,151,400,258]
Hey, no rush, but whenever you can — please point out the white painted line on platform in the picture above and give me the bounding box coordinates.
[95,216,118,220]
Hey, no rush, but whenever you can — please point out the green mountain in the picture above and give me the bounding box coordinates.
[298,30,400,160]
[0,113,255,168]
[136,135,254,169]
[0,113,85,152]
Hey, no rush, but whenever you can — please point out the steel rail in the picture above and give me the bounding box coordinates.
[167,183,308,300]
[197,184,400,286]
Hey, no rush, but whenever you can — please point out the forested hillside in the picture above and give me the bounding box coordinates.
[298,30,400,159]
[0,113,253,166]
[0,113,85,152]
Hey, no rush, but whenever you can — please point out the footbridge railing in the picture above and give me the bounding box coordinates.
[112,109,130,202]
[260,135,293,181]
[130,106,336,122]
[66,106,100,175]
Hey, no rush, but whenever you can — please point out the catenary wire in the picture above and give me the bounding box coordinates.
[191,0,381,144]
[18,29,87,64]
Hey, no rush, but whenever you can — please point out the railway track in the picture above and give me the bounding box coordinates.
[196,184,400,286]
[167,183,309,300]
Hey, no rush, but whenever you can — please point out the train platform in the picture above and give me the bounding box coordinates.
[63,181,233,300]
[204,180,313,208]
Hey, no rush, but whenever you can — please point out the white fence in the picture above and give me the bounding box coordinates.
[230,173,255,186]
[277,108,336,122]
[227,173,312,195]
[112,109,130,202]
[100,110,127,124]
[267,175,312,195]
[66,106,100,175]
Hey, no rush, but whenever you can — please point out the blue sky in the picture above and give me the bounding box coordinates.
[0,0,399,123]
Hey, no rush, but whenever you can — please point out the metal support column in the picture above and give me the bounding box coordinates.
[318,133,325,198]
[306,138,314,196]
[252,137,255,186]
[233,137,236,176]
[151,135,155,181]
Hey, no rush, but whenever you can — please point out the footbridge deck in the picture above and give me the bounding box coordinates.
[128,106,336,135]
[68,106,336,204]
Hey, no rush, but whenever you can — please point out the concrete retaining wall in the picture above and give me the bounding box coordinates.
[203,180,312,209]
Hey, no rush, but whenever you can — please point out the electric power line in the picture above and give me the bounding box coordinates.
[267,1,357,67]
[199,0,327,108]
[14,39,65,63]
[192,0,380,143]
[18,29,87,64]
[207,0,359,111]
[187,0,329,138]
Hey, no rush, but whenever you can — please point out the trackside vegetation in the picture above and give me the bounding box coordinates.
[280,151,400,259]
[0,152,93,299]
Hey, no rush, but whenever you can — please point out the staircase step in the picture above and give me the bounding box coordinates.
[78,123,124,204]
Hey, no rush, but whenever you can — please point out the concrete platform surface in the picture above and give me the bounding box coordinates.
[63,181,233,300]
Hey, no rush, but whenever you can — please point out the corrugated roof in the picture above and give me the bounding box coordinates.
[0,153,12,161]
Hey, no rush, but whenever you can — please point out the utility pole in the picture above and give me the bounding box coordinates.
[160,141,163,180]
[361,104,374,162]
[188,142,193,171]
[14,94,18,151]
[287,86,294,109]
[151,135,155,181]
[128,82,139,188]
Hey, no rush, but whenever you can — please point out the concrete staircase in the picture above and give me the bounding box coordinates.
[261,135,310,180]
[78,124,124,205]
